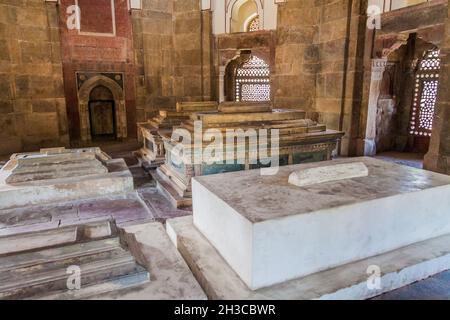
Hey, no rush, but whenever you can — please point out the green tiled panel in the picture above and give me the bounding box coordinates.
[202,162,246,175]
[293,152,327,165]
[249,155,289,170]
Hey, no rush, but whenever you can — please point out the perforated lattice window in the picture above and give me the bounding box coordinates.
[247,16,260,32]
[235,56,270,102]
[410,50,441,137]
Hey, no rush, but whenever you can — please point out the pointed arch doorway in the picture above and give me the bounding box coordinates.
[77,75,127,143]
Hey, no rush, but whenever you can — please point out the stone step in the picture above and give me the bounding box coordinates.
[190,109,307,124]
[218,102,272,113]
[133,150,164,170]
[0,218,115,256]
[151,170,192,208]
[14,152,96,166]
[0,225,78,256]
[11,158,102,172]
[35,268,150,300]
[157,165,191,196]
[0,247,130,283]
[0,250,139,299]
[0,238,121,273]
[167,215,450,300]
[7,160,107,184]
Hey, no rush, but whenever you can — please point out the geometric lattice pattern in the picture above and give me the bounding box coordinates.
[417,80,438,132]
[248,16,260,32]
[236,56,270,102]
[419,49,441,71]
[241,84,270,101]
[410,49,441,137]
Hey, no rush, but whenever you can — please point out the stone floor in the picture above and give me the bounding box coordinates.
[348,151,448,299]
[370,153,450,298]
[374,151,424,169]
[1,143,448,300]
[374,270,450,300]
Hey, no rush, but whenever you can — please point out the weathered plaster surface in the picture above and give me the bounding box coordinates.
[194,157,450,222]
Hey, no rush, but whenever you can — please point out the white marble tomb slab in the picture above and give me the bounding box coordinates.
[192,157,450,290]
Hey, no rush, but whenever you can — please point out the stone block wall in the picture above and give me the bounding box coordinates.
[133,0,212,121]
[314,0,350,130]
[213,30,275,102]
[3,0,447,161]
[424,2,450,175]
[0,0,69,156]
[274,0,367,155]
[132,0,174,121]
[274,0,319,112]
[173,0,211,102]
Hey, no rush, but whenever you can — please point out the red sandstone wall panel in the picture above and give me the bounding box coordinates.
[59,0,137,142]
[78,0,114,34]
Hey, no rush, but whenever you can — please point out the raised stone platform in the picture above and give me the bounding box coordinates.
[136,101,218,168]
[156,102,344,207]
[0,147,205,300]
[0,191,154,235]
[167,216,450,300]
[188,157,450,291]
[2,216,206,300]
[0,219,206,300]
[0,219,150,300]
[0,148,133,210]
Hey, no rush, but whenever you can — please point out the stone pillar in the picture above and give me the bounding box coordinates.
[201,9,213,101]
[358,59,387,156]
[424,57,450,174]
[337,0,369,156]
[116,100,128,140]
[424,5,450,175]
[219,65,226,103]
[395,58,418,151]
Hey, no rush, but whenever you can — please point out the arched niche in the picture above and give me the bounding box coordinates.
[228,0,261,33]
[223,50,271,102]
[77,75,127,143]
[362,34,441,156]
[90,85,114,101]
[207,0,285,35]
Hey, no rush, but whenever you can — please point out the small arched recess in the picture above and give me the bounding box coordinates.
[205,0,286,35]
[77,75,127,143]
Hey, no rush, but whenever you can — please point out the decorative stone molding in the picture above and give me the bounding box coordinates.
[408,59,419,72]
[201,0,212,10]
[381,34,409,58]
[46,0,142,9]
[129,0,142,10]
[371,59,388,81]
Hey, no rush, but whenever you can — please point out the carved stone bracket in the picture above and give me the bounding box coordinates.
[371,59,388,81]
[381,34,409,58]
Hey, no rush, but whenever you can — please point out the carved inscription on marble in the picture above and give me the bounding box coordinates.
[288,162,369,187]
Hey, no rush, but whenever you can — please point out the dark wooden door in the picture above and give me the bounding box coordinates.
[89,100,116,139]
